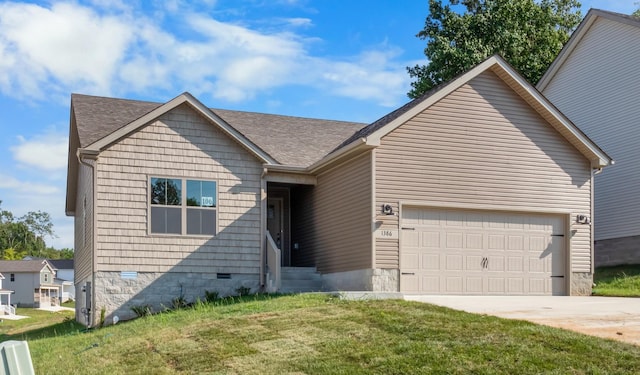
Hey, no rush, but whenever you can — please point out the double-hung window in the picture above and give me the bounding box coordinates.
[150,177,217,236]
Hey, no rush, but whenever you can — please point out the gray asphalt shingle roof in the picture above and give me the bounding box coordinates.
[0,260,51,273]
[71,94,367,167]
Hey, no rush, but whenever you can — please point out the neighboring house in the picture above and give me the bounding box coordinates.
[66,55,611,326]
[538,9,640,266]
[49,259,75,302]
[0,273,15,316]
[0,260,60,308]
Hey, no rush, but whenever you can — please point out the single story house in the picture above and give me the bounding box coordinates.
[48,259,75,302]
[0,260,60,308]
[66,56,611,326]
[538,8,640,266]
[0,273,15,316]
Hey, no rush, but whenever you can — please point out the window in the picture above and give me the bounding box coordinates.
[44,273,48,282]
[150,177,217,236]
[10,273,14,282]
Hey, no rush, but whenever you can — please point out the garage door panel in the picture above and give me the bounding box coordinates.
[446,255,463,271]
[506,278,524,293]
[446,277,464,293]
[401,207,566,295]
[466,277,483,293]
[422,231,441,247]
[422,253,440,271]
[488,235,505,250]
[467,255,483,271]
[487,256,505,272]
[507,236,524,250]
[506,257,524,272]
[466,233,483,249]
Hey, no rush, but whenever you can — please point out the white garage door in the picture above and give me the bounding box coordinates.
[400,207,566,295]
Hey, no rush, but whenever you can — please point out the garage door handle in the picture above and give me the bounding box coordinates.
[401,272,415,275]
[402,227,415,230]
[551,275,565,278]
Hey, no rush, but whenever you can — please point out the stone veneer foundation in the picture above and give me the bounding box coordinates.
[570,272,593,296]
[322,268,399,292]
[94,271,259,325]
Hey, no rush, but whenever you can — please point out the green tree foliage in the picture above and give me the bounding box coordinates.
[0,200,72,259]
[408,0,582,98]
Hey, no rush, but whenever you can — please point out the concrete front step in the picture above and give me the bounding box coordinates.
[280,267,323,293]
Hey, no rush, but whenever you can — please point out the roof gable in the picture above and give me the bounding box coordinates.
[0,259,55,274]
[81,92,277,164]
[538,9,640,90]
[333,55,611,169]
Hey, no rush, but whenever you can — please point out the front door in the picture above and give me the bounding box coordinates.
[267,197,284,250]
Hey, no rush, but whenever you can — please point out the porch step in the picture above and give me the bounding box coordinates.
[279,267,323,293]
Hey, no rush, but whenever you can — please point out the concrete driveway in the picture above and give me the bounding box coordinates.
[405,295,640,346]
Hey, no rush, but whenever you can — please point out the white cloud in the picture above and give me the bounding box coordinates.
[10,132,68,172]
[0,173,60,195]
[0,2,134,98]
[0,1,411,106]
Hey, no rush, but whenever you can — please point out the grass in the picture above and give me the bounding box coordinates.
[0,308,78,341]
[2,293,639,374]
[593,264,640,297]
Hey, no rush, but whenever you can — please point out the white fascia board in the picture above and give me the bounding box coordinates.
[85,92,277,165]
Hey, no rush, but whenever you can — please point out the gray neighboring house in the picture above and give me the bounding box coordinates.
[0,260,60,308]
[49,259,75,302]
[66,56,610,327]
[538,9,640,266]
[0,273,15,316]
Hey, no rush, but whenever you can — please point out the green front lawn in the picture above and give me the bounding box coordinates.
[4,294,638,374]
[593,264,640,297]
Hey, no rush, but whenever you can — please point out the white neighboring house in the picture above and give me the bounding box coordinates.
[48,259,75,302]
[0,260,60,308]
[538,9,640,266]
[0,273,15,316]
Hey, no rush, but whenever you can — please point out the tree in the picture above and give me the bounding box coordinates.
[408,0,582,98]
[0,200,59,258]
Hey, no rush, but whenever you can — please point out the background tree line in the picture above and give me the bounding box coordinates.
[0,200,72,260]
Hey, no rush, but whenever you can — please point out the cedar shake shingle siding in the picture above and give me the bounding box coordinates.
[95,104,263,273]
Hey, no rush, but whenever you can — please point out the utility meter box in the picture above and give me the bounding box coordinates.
[0,340,35,375]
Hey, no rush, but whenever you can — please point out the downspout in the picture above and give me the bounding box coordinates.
[77,149,98,327]
[590,168,602,275]
[260,167,268,290]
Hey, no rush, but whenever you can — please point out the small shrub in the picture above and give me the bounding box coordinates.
[204,290,219,302]
[171,296,189,310]
[99,307,106,327]
[131,304,152,317]
[235,286,252,296]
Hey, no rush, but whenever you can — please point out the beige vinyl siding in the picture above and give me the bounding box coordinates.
[94,104,263,274]
[74,161,94,282]
[295,152,373,273]
[375,70,592,272]
[542,17,640,241]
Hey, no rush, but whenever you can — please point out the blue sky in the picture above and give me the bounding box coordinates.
[0,0,635,249]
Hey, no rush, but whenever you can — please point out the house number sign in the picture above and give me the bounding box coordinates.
[375,229,398,239]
